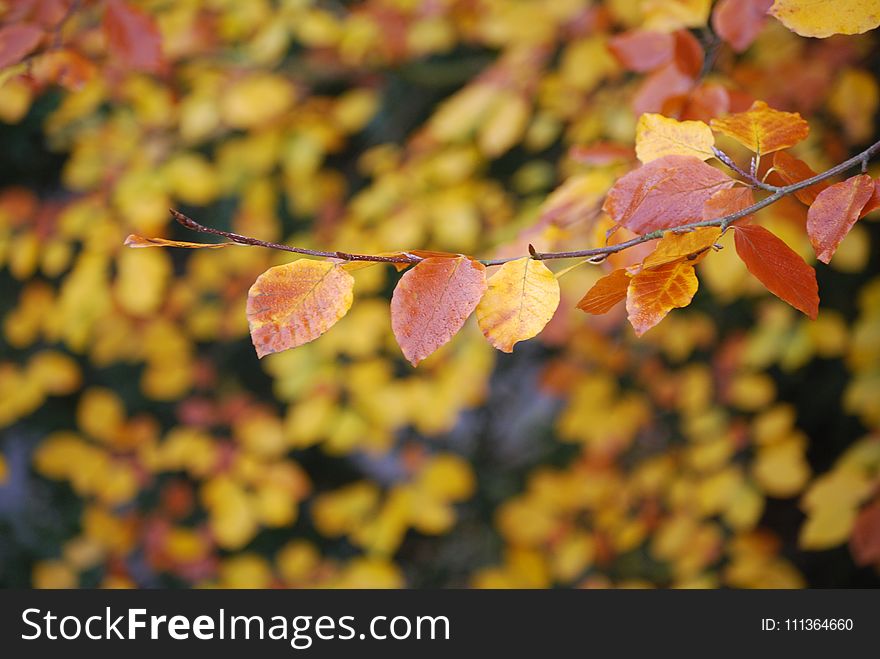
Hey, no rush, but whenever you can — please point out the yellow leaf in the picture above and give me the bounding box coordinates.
[769,0,880,38]
[246,260,355,358]
[643,0,712,30]
[752,438,811,498]
[828,69,880,143]
[799,507,859,550]
[221,73,295,129]
[641,227,721,269]
[635,113,715,163]
[476,257,560,352]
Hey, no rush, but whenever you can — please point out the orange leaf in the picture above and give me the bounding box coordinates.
[850,498,880,567]
[476,258,560,352]
[711,0,773,52]
[673,29,704,78]
[577,268,631,314]
[703,187,755,221]
[626,261,699,336]
[0,23,44,69]
[602,155,735,234]
[806,174,874,264]
[641,227,722,269]
[710,101,809,155]
[607,30,674,72]
[124,234,238,249]
[104,0,164,73]
[246,260,355,358]
[768,151,829,205]
[390,256,487,366]
[635,113,715,163]
[733,224,818,318]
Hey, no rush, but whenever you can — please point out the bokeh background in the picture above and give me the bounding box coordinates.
[2,0,880,588]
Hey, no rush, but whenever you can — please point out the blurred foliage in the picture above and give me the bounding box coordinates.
[1,0,880,589]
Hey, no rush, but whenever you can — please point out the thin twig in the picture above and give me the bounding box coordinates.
[713,147,780,192]
[171,138,880,268]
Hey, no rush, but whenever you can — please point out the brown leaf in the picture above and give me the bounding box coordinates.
[734,224,818,318]
[390,256,487,366]
[602,155,735,234]
[806,174,874,264]
[246,260,355,358]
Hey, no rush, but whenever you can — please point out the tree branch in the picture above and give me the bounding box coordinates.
[171,138,880,268]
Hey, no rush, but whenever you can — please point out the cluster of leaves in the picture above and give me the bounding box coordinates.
[1,0,880,589]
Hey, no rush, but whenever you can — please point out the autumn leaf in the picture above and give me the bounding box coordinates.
[390,256,487,366]
[103,0,164,73]
[476,258,560,352]
[850,498,880,566]
[626,260,699,336]
[860,179,880,216]
[733,224,819,318]
[642,227,721,268]
[712,0,773,52]
[643,0,713,31]
[124,235,238,249]
[577,269,631,314]
[768,151,829,205]
[769,0,880,38]
[703,187,755,222]
[246,260,355,358]
[0,23,44,69]
[602,155,735,234]
[806,174,875,264]
[635,113,715,163]
[710,101,809,155]
[607,30,674,73]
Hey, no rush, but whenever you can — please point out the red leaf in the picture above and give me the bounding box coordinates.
[603,155,735,234]
[569,143,635,166]
[607,30,673,72]
[860,179,880,216]
[103,0,164,73]
[768,151,829,205]
[806,174,874,264]
[577,268,630,314]
[0,23,44,69]
[734,224,818,318]
[711,0,773,52]
[703,187,755,222]
[390,256,487,366]
[850,498,880,567]
[632,62,694,116]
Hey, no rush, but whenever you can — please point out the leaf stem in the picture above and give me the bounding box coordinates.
[169,138,880,268]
